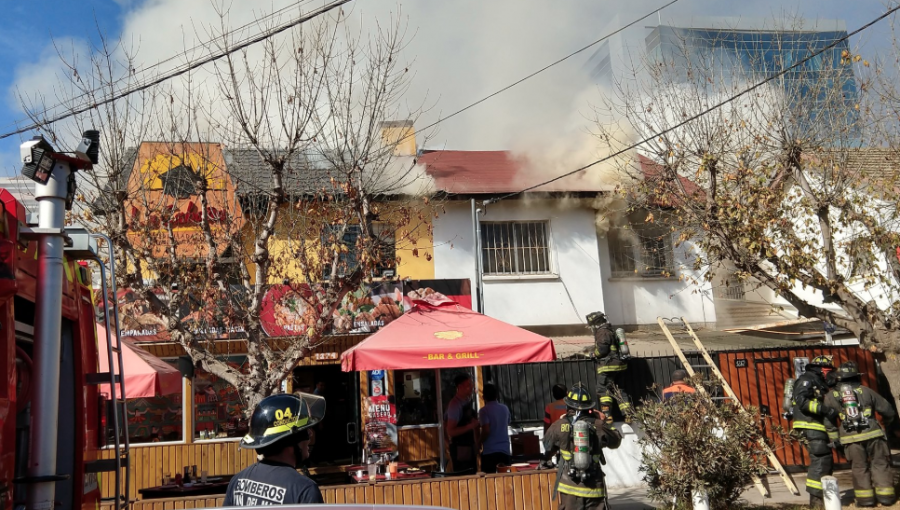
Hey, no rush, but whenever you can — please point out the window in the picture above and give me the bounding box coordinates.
[608,216,675,278]
[102,359,183,445]
[322,224,396,278]
[396,369,438,426]
[481,221,552,276]
[193,356,249,440]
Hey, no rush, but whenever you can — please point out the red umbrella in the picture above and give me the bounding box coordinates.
[97,324,182,399]
[341,298,557,372]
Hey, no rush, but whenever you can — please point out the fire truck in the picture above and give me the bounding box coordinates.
[0,133,129,510]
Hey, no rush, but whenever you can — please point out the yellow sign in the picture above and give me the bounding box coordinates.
[423,352,481,361]
[434,330,463,340]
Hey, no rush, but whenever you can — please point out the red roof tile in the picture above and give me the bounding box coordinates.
[419,150,610,194]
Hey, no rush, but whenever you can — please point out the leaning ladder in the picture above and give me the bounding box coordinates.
[656,317,800,498]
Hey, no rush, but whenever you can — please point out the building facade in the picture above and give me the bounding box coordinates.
[421,149,715,334]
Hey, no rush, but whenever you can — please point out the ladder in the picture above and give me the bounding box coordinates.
[67,230,130,509]
[657,317,800,498]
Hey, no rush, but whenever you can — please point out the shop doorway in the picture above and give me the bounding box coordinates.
[293,365,361,466]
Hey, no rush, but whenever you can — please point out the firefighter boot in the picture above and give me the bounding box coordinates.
[809,494,824,509]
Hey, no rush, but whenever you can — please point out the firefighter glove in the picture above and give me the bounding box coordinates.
[825,406,839,422]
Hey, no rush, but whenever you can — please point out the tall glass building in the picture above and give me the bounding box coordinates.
[643,19,859,136]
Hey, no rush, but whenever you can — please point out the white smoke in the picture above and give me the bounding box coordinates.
[2,0,890,178]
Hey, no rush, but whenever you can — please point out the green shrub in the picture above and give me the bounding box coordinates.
[629,382,775,510]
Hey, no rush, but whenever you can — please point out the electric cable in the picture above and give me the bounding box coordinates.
[484,4,900,205]
[406,0,681,145]
[0,0,352,141]
[0,0,325,133]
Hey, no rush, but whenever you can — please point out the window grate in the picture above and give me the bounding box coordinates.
[609,224,675,278]
[481,221,551,276]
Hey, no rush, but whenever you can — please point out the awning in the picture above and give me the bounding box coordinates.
[341,299,557,371]
[97,324,182,398]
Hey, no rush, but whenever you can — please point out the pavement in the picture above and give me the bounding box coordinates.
[604,471,842,509]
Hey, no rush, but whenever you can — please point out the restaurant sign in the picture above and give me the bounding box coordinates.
[109,279,472,342]
[364,395,398,459]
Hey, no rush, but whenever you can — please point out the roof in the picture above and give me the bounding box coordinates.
[637,154,703,198]
[224,149,337,195]
[418,150,612,194]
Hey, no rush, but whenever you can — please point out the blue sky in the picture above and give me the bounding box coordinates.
[0,0,126,176]
[0,0,894,180]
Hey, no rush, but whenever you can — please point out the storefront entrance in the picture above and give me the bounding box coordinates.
[293,365,361,466]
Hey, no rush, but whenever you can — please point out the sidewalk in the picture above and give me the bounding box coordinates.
[605,471,820,509]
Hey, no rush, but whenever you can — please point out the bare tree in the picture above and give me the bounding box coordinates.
[596,19,900,351]
[19,7,435,411]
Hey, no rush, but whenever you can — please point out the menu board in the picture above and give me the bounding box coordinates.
[364,395,398,459]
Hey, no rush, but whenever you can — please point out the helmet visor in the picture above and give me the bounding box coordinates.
[297,392,326,428]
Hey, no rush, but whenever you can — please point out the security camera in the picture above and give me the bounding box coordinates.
[75,130,100,164]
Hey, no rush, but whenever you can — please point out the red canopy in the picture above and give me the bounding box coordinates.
[341,300,557,371]
[97,324,182,399]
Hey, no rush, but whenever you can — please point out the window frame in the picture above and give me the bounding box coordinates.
[480,220,554,277]
[608,219,676,279]
[321,223,397,279]
[101,357,187,449]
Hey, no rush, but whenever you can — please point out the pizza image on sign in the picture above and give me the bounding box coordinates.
[260,285,318,337]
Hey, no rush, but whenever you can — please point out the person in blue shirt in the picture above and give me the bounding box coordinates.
[478,383,512,473]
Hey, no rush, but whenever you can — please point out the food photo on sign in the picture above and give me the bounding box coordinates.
[364,394,398,460]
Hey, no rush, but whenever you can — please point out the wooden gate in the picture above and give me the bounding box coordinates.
[717,345,882,468]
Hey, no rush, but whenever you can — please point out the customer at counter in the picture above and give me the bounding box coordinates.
[478,384,511,473]
[445,374,478,472]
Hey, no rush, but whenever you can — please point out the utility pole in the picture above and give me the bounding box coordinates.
[20,132,98,510]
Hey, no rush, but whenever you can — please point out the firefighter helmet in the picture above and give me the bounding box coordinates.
[837,360,864,380]
[240,393,325,450]
[808,355,835,369]
[564,382,596,411]
[586,311,609,329]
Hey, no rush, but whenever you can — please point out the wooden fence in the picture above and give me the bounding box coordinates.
[717,344,882,469]
[101,470,562,510]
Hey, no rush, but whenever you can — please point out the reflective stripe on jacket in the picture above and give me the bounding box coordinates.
[823,382,896,444]
[543,415,622,499]
[791,371,829,432]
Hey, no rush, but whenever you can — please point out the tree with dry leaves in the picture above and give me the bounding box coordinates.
[18,7,435,411]
[595,21,900,351]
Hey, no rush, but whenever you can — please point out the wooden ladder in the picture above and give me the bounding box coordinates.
[656,317,800,498]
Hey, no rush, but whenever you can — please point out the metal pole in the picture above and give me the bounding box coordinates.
[92,232,130,506]
[435,369,445,471]
[470,199,485,314]
[26,160,71,510]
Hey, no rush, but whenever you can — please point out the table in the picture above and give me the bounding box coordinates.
[138,478,231,500]
[349,470,432,483]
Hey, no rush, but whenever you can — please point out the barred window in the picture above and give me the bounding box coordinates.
[481,221,552,276]
[608,222,675,278]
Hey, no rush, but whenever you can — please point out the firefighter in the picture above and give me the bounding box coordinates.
[790,354,840,509]
[587,311,631,424]
[543,382,622,510]
[824,361,897,507]
[224,393,326,506]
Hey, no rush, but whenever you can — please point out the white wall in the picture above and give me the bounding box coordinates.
[596,233,716,327]
[433,199,605,327]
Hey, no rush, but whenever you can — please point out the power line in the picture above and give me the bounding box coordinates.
[0,0,324,133]
[409,0,680,141]
[485,4,900,205]
[0,0,352,141]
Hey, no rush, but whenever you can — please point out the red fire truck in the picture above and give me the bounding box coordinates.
[0,134,128,510]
